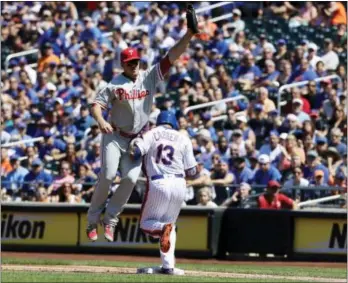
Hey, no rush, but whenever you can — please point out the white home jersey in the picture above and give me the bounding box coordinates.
[135,125,197,177]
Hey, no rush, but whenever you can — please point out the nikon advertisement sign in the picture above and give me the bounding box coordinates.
[1,212,78,246]
[294,218,347,255]
[80,213,209,251]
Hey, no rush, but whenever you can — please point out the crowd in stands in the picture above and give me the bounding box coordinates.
[1,2,347,208]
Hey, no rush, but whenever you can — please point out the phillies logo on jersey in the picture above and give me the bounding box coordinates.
[113,88,150,101]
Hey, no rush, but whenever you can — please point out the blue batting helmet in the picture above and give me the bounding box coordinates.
[156,111,178,130]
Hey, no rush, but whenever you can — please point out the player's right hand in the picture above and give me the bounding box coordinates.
[98,121,113,134]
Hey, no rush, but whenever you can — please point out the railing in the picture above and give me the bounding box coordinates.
[297,194,346,208]
[277,74,342,114]
[1,137,44,148]
[183,95,249,115]
[4,49,39,73]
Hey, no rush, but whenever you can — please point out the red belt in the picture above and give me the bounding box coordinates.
[111,124,138,139]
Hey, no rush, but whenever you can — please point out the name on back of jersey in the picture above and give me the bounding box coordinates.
[153,130,179,142]
[113,88,150,101]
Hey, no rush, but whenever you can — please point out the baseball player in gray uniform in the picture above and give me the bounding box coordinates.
[87,17,199,242]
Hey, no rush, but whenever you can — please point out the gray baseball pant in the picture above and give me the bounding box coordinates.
[87,132,142,226]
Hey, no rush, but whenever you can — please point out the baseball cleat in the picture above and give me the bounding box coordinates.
[104,223,115,242]
[159,267,174,275]
[86,224,98,241]
[137,267,154,274]
[160,223,172,253]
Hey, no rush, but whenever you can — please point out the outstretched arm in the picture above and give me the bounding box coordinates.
[167,5,199,64]
[167,30,195,64]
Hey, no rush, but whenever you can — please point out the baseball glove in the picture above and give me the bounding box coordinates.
[186,4,199,34]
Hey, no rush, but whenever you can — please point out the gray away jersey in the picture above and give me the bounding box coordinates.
[135,126,197,177]
[92,63,164,134]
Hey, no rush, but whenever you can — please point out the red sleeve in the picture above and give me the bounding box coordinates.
[278,194,294,209]
[159,55,172,78]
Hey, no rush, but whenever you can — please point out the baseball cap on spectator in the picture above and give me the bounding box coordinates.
[324,38,332,44]
[195,43,203,50]
[307,150,318,158]
[300,39,308,45]
[179,96,189,103]
[314,169,324,178]
[254,103,263,112]
[277,39,286,46]
[279,133,288,140]
[310,110,319,119]
[47,82,57,91]
[43,10,52,17]
[54,98,64,105]
[196,156,204,165]
[293,98,303,105]
[308,43,318,52]
[121,47,140,63]
[211,48,219,54]
[19,57,27,65]
[258,154,270,164]
[197,128,211,141]
[315,136,328,144]
[270,130,279,137]
[181,76,193,85]
[239,182,251,191]
[260,34,266,39]
[17,122,26,129]
[269,109,279,116]
[10,154,20,161]
[335,171,346,180]
[83,16,92,22]
[236,115,248,123]
[32,158,43,167]
[43,42,52,49]
[327,147,340,157]
[287,114,298,122]
[201,112,211,121]
[234,156,245,163]
[170,3,179,10]
[267,180,281,189]
[232,129,243,136]
[9,59,18,67]
[232,9,241,16]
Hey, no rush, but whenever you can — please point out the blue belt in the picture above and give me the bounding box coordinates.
[150,174,184,181]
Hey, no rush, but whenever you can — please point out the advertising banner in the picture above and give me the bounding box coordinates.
[294,218,347,255]
[79,213,209,251]
[1,212,78,246]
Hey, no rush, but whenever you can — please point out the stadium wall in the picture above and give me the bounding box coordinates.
[1,203,346,261]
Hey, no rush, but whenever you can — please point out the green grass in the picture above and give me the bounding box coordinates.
[1,271,310,282]
[2,257,346,279]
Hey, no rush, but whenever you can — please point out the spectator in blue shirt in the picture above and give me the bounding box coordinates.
[74,105,95,136]
[4,155,29,193]
[303,150,330,184]
[22,158,53,192]
[288,58,318,83]
[231,157,254,185]
[252,154,282,190]
[329,128,347,156]
[79,16,103,44]
[232,54,262,88]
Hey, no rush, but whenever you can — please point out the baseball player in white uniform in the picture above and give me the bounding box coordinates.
[87,18,198,242]
[130,111,198,275]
